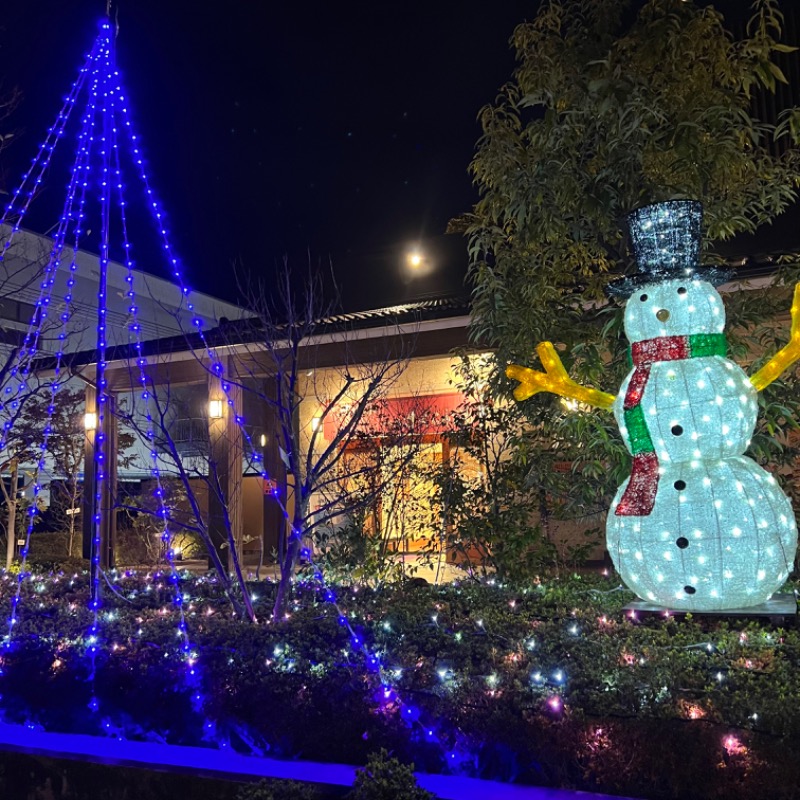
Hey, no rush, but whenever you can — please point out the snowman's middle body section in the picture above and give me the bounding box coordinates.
[608,354,797,610]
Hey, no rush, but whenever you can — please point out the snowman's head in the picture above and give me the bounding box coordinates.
[623,277,725,344]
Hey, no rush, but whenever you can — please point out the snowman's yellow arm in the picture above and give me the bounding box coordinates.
[750,284,800,392]
[506,341,615,411]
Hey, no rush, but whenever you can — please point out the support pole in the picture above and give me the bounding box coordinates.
[82,385,97,561]
[261,381,285,562]
[100,394,118,569]
[207,365,243,572]
[81,386,117,567]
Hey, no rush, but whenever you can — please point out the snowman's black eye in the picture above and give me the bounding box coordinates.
[677,287,687,295]
[639,293,648,302]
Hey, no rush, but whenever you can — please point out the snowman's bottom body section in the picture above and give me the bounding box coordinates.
[607,456,797,611]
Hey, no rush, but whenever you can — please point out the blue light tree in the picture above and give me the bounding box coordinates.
[0,15,460,752]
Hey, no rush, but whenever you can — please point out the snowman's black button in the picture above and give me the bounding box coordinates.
[671,425,683,436]
[677,287,687,295]
[674,480,686,491]
[640,293,648,302]
[684,585,696,595]
[676,537,689,549]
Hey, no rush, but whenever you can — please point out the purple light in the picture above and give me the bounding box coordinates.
[547,696,563,713]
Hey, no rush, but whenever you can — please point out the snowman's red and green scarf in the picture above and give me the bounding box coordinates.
[616,332,727,517]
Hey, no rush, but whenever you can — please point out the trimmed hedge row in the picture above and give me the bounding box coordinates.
[0,569,799,799]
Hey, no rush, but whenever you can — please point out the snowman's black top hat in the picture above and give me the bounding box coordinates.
[605,200,733,299]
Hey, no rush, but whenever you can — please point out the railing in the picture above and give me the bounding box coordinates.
[172,418,209,456]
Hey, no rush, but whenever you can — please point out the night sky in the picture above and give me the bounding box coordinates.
[0,1,536,311]
[0,1,791,314]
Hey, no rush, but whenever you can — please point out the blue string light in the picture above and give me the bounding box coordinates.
[4,18,209,723]
[85,27,115,705]
[1,15,454,756]
[106,37,454,746]
[3,39,103,649]
[0,38,100,249]
[0,41,101,429]
[106,68,207,723]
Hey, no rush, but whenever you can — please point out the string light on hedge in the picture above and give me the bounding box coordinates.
[547,696,563,713]
[0,569,776,735]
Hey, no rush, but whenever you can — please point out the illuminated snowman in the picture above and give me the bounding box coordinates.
[507,200,800,610]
